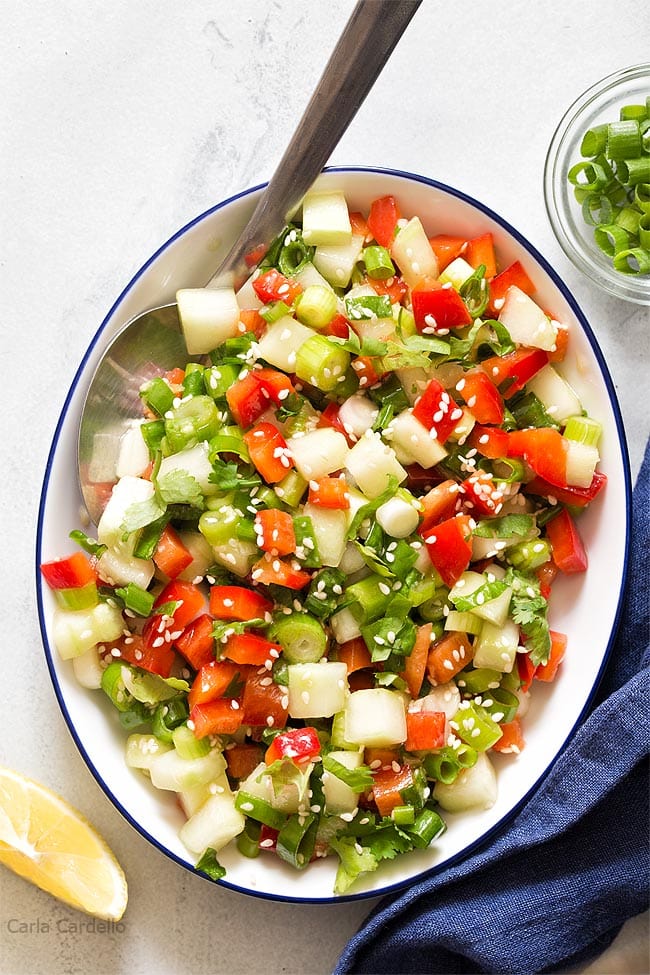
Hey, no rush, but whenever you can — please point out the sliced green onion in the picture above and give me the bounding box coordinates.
[639,214,650,250]
[620,104,648,122]
[271,612,327,663]
[236,819,261,859]
[580,192,614,227]
[344,574,391,625]
[607,120,642,160]
[480,687,519,725]
[452,701,502,751]
[182,362,205,397]
[165,395,221,453]
[235,791,287,830]
[459,264,489,318]
[593,223,631,257]
[275,470,308,508]
[292,515,322,568]
[275,812,319,869]
[114,582,155,618]
[205,363,241,400]
[505,538,552,573]
[563,414,603,447]
[614,205,643,236]
[172,724,211,760]
[101,662,134,713]
[444,610,483,636]
[616,157,650,186]
[294,335,350,392]
[567,160,609,190]
[635,183,650,214]
[294,286,338,330]
[456,668,502,694]
[140,418,166,456]
[423,747,460,784]
[259,300,292,324]
[140,376,175,417]
[363,245,395,280]
[152,697,189,743]
[580,123,608,157]
[455,743,478,769]
[612,247,650,275]
[53,582,99,611]
[277,229,313,277]
[391,804,416,826]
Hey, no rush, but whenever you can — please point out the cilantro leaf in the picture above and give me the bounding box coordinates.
[451,579,508,613]
[473,514,536,539]
[121,495,166,535]
[329,835,378,895]
[212,619,267,645]
[195,847,226,882]
[157,469,204,507]
[322,756,374,794]
[364,821,414,861]
[505,567,552,666]
[208,458,261,493]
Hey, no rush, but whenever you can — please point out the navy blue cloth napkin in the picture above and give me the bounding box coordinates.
[335,440,649,975]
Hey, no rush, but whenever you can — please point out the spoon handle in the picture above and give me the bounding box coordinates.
[209,0,422,288]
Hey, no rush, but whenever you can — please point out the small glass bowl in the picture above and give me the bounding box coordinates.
[544,64,650,306]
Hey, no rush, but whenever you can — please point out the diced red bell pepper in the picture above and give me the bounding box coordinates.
[517,653,537,694]
[250,555,312,590]
[164,367,186,391]
[100,632,176,680]
[258,825,279,850]
[405,709,446,752]
[254,368,297,406]
[243,421,293,483]
[535,630,567,682]
[349,210,370,239]
[371,764,414,817]
[487,260,536,315]
[508,428,568,488]
[153,580,205,629]
[419,480,461,532]
[41,552,97,590]
[307,476,350,509]
[265,726,321,766]
[411,281,472,332]
[224,632,281,667]
[188,659,249,710]
[422,514,473,588]
[524,472,607,508]
[460,471,505,517]
[464,232,497,279]
[536,561,559,600]
[209,585,273,621]
[491,718,525,754]
[401,623,432,699]
[254,508,296,556]
[481,347,549,399]
[225,742,264,780]
[318,402,355,445]
[468,425,510,460]
[175,613,215,671]
[326,313,354,339]
[252,268,302,305]
[364,274,409,304]
[458,371,504,426]
[238,308,266,337]
[351,355,383,389]
[153,524,194,579]
[367,195,401,248]
[190,699,244,738]
[241,671,289,728]
[226,373,269,428]
[412,378,464,442]
[545,510,588,574]
[336,637,372,674]
[427,631,474,684]
[428,234,466,271]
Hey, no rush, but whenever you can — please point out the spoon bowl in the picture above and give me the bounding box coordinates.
[77,0,422,524]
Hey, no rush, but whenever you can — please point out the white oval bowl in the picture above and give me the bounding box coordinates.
[37,167,631,903]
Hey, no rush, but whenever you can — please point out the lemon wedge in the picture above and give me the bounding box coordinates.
[0,767,127,920]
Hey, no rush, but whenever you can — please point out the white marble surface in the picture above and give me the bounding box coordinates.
[1,2,648,973]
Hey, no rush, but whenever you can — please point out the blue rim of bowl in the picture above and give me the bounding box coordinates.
[36,165,632,904]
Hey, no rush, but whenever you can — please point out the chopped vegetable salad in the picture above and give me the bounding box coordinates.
[41,188,606,894]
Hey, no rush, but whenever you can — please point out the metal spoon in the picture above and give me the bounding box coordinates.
[78,0,421,525]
